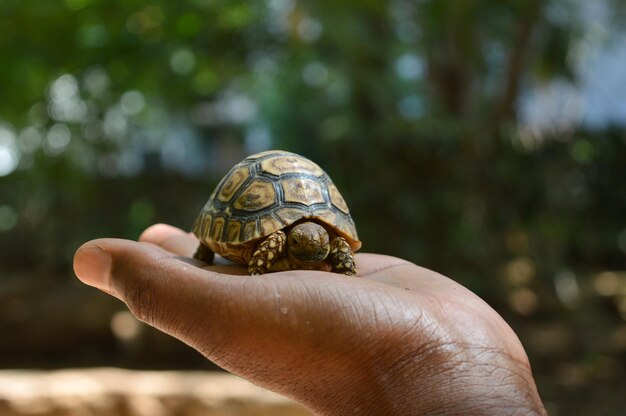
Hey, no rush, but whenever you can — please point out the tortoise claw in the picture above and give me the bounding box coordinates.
[328,237,357,276]
[247,231,287,275]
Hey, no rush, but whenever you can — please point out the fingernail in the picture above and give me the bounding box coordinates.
[74,245,112,293]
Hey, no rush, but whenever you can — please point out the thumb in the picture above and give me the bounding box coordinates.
[73,238,234,347]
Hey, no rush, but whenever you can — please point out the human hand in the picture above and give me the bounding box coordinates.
[73,224,546,415]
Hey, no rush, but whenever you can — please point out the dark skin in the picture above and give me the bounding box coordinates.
[74,223,546,415]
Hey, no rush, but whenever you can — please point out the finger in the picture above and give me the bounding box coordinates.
[73,238,256,347]
[139,223,186,243]
[139,223,199,257]
[74,238,203,301]
[138,224,248,272]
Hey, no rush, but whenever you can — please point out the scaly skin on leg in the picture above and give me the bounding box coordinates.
[328,237,357,276]
[193,243,215,264]
[248,231,287,275]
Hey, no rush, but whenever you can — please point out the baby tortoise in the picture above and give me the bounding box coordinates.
[192,150,361,275]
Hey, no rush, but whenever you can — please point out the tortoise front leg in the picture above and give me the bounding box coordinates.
[193,242,215,264]
[248,231,287,275]
[328,237,357,276]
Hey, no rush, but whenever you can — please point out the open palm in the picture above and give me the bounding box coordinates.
[74,224,545,416]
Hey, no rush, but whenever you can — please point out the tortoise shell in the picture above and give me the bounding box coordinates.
[193,150,361,264]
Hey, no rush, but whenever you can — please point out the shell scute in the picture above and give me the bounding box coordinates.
[217,166,249,203]
[243,220,260,241]
[233,179,276,212]
[260,216,283,235]
[282,177,325,205]
[261,155,324,177]
[211,217,225,242]
[226,221,242,243]
[275,207,309,225]
[328,183,350,214]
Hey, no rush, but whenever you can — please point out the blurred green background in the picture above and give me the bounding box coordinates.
[1,0,625,414]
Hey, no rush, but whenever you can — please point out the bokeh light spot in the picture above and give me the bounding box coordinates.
[395,53,424,80]
[44,124,72,156]
[0,205,18,232]
[170,48,196,75]
[0,125,19,176]
[508,288,539,315]
[302,62,328,86]
[0,147,18,176]
[571,139,594,163]
[593,271,621,296]
[398,95,424,120]
[216,94,257,124]
[104,107,128,140]
[505,257,536,285]
[83,66,110,96]
[17,127,43,153]
[48,74,88,122]
[554,270,580,306]
[298,17,323,43]
[110,311,142,341]
[121,91,146,116]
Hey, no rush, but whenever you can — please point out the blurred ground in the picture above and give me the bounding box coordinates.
[0,368,311,416]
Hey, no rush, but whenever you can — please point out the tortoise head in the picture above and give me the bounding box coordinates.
[287,222,330,263]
